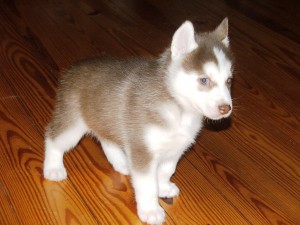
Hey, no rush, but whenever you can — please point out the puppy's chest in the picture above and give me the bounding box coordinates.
[144,104,202,158]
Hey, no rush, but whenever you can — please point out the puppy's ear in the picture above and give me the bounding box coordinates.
[171,21,198,59]
[213,18,229,47]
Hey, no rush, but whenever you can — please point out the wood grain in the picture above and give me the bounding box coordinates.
[0,0,299,224]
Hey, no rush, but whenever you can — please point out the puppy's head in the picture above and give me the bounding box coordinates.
[169,18,234,120]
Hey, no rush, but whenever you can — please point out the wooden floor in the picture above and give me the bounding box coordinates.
[0,0,299,224]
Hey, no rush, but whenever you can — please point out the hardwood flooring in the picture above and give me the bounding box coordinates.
[0,0,299,224]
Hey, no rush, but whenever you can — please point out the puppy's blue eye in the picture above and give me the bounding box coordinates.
[199,78,210,85]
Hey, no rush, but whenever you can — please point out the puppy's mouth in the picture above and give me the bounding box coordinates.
[206,114,231,121]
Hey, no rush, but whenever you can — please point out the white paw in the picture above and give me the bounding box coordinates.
[113,163,129,175]
[138,205,165,225]
[159,182,179,198]
[44,166,67,181]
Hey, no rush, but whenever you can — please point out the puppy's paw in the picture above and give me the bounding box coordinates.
[44,166,67,181]
[159,182,180,198]
[138,205,165,225]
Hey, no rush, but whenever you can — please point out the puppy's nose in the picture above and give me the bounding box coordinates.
[218,104,231,115]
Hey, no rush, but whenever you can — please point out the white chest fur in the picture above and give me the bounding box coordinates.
[144,103,203,160]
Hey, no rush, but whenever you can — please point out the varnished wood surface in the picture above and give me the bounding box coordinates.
[0,0,299,224]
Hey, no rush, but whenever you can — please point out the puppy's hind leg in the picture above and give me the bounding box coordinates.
[100,140,129,175]
[44,117,88,181]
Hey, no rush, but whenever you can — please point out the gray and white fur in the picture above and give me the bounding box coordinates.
[44,18,234,225]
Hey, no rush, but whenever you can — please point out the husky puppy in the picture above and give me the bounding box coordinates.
[44,18,233,224]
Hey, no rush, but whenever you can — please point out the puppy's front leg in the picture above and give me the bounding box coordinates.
[131,161,165,225]
[158,158,180,198]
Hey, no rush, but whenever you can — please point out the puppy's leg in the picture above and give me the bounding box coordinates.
[131,160,165,225]
[44,117,88,181]
[158,157,180,198]
[100,140,129,175]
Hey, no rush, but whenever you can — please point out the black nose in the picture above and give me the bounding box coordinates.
[218,104,231,115]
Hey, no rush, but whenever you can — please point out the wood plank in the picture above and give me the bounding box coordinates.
[0,9,99,225]
[188,136,299,224]
[0,90,21,225]
[0,81,99,225]
[223,0,300,43]
[0,0,299,224]
[166,159,253,224]
[0,184,20,225]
